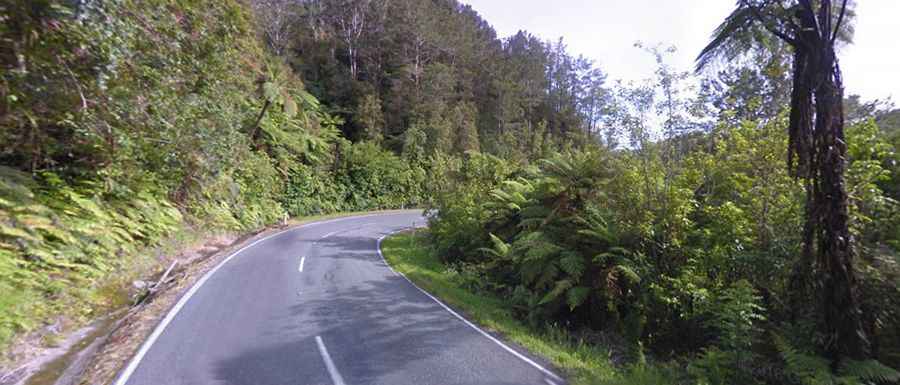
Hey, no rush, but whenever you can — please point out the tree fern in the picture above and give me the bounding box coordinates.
[535,262,560,290]
[775,335,900,385]
[566,285,592,310]
[559,253,586,277]
[838,359,900,384]
[477,233,511,259]
[539,279,573,305]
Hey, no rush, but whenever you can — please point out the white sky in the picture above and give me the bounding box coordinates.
[463,0,900,102]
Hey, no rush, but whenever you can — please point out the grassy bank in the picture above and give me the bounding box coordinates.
[380,231,618,385]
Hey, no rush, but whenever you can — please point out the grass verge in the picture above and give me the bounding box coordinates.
[381,231,617,385]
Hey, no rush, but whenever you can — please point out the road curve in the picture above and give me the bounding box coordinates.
[115,211,564,385]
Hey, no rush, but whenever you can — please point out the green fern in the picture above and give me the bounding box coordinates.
[539,279,573,305]
[839,359,900,385]
[566,285,592,310]
[477,233,511,258]
[775,335,900,385]
[558,253,585,277]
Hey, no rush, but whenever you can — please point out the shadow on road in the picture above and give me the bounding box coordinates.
[213,228,544,385]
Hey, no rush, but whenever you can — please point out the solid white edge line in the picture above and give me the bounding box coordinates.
[376,230,565,383]
[298,256,306,272]
[315,335,347,385]
[112,212,416,385]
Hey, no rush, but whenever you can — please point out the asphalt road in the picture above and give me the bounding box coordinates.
[114,211,564,385]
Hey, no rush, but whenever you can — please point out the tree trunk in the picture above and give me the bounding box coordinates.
[811,42,868,362]
[250,99,271,147]
[786,0,869,363]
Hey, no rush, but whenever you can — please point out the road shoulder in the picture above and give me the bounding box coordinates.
[380,231,616,385]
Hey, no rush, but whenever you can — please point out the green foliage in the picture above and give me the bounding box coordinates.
[428,150,653,342]
[338,141,425,210]
[845,119,899,249]
[0,0,424,350]
[3,0,899,380]
[425,112,900,380]
[355,93,385,143]
[280,140,425,217]
[425,151,520,261]
[255,60,341,166]
[279,0,608,157]
[705,280,765,352]
[591,363,680,385]
[0,166,182,345]
[776,335,900,385]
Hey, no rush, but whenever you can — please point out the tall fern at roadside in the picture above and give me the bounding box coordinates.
[0,167,182,344]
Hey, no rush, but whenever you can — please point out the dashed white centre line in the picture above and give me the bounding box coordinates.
[319,230,340,240]
[315,336,346,385]
[298,256,306,272]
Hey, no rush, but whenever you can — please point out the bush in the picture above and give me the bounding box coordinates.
[424,117,900,379]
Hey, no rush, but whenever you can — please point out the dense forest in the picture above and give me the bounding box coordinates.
[257,0,610,156]
[2,0,900,384]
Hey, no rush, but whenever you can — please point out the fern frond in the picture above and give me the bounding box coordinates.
[696,6,755,72]
[613,264,641,284]
[535,262,560,289]
[539,279,573,305]
[774,335,833,385]
[566,285,590,310]
[558,254,585,277]
[477,233,511,258]
[839,359,900,384]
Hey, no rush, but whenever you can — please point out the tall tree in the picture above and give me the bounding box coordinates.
[250,0,298,56]
[698,0,866,362]
[333,0,376,79]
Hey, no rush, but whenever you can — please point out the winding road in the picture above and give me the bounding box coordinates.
[114,211,564,385]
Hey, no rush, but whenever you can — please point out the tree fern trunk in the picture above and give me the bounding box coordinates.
[786,0,869,363]
[250,99,271,147]
[812,41,868,362]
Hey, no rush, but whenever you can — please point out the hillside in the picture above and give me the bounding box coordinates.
[0,0,424,352]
